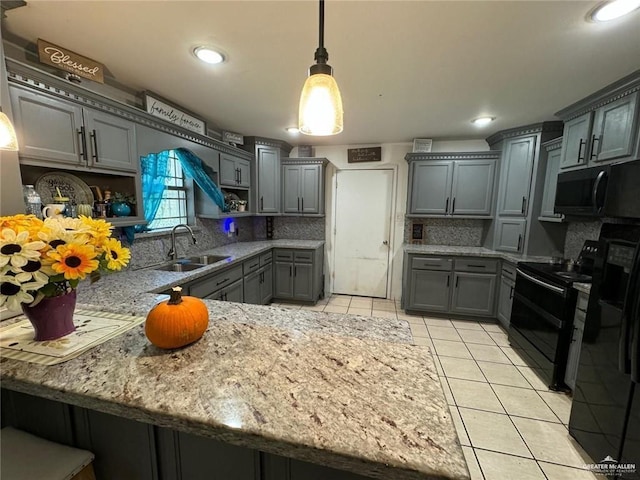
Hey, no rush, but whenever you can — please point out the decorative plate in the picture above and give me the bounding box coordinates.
[35,172,94,206]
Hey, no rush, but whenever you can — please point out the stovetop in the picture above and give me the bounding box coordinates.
[518,261,593,288]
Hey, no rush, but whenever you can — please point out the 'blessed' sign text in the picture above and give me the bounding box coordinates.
[37,39,104,83]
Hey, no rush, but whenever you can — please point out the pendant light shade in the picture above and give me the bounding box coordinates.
[298,0,343,136]
[0,111,19,151]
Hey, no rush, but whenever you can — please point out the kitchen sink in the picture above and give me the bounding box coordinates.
[154,262,205,272]
[186,255,230,265]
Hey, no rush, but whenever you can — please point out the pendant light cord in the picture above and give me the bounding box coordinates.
[314,0,329,65]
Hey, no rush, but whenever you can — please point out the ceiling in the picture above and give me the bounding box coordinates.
[2,1,640,147]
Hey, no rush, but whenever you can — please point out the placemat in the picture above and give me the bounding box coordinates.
[0,310,145,366]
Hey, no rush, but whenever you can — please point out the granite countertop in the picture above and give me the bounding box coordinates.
[573,282,592,295]
[403,244,554,264]
[0,240,469,480]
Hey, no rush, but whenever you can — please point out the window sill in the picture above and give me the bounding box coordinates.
[133,225,203,240]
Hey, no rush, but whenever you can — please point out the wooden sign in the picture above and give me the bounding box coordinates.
[144,92,206,135]
[37,39,104,83]
[347,146,382,163]
[222,131,244,145]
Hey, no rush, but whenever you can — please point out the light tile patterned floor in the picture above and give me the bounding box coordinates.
[275,294,599,480]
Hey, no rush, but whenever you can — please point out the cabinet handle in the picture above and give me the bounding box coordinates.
[216,278,229,286]
[577,138,586,162]
[251,263,259,269]
[294,266,297,276]
[301,198,304,212]
[509,286,514,299]
[446,275,450,287]
[289,266,292,277]
[260,271,264,283]
[590,135,600,160]
[297,197,300,211]
[239,168,242,184]
[224,293,228,301]
[467,264,486,268]
[445,197,449,213]
[521,196,526,214]
[260,196,264,211]
[452,197,456,214]
[90,129,98,162]
[517,234,522,251]
[77,127,88,164]
[455,276,459,288]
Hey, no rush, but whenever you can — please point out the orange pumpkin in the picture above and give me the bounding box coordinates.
[145,286,209,349]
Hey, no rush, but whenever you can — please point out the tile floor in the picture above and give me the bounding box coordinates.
[275,295,600,480]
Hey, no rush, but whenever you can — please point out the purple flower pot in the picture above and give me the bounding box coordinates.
[22,290,77,341]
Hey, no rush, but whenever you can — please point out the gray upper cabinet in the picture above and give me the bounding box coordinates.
[219,153,250,188]
[560,113,592,170]
[409,161,453,215]
[451,160,495,216]
[497,136,535,217]
[539,138,564,221]
[10,85,137,173]
[281,159,327,215]
[406,152,499,218]
[256,146,280,213]
[556,71,640,168]
[591,91,638,163]
[496,218,526,253]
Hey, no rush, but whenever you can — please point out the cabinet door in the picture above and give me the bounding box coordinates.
[409,161,453,215]
[539,148,563,219]
[260,263,274,304]
[274,261,294,298]
[498,136,535,216]
[497,276,514,329]
[83,109,137,172]
[223,279,244,303]
[592,92,638,163]
[560,113,592,169]
[243,271,261,305]
[565,311,585,391]
[9,86,84,166]
[496,218,526,253]
[451,160,495,216]
[451,272,497,317]
[257,146,280,213]
[407,270,451,312]
[237,158,251,188]
[219,154,238,186]
[282,166,301,213]
[300,165,321,214]
[293,263,314,301]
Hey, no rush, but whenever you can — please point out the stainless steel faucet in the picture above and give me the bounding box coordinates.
[168,224,197,260]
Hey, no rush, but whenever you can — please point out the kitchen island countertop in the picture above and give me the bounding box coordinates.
[0,240,469,480]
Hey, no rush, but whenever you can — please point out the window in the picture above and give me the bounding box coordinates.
[147,150,189,230]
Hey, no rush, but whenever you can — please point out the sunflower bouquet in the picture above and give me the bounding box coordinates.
[0,214,131,311]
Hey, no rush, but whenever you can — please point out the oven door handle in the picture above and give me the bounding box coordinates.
[516,268,566,296]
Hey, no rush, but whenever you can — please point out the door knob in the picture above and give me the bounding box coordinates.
[383,240,389,245]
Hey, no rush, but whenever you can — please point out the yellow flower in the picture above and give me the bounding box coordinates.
[102,238,131,271]
[0,215,44,241]
[0,228,46,268]
[47,243,99,280]
[38,223,90,252]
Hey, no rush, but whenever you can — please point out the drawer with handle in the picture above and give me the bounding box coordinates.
[189,265,243,298]
[411,256,453,271]
[260,252,273,266]
[274,250,293,262]
[293,250,313,263]
[243,256,260,275]
[501,262,517,281]
[454,258,499,273]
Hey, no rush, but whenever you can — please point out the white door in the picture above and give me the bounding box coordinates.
[333,169,393,298]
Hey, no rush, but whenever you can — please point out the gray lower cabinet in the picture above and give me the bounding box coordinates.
[497,275,515,329]
[451,272,496,316]
[496,218,526,253]
[244,255,274,305]
[188,265,244,301]
[10,84,137,173]
[244,269,262,304]
[273,248,323,303]
[260,263,274,304]
[497,136,535,216]
[404,255,498,317]
[539,138,564,221]
[565,292,588,391]
[407,269,451,312]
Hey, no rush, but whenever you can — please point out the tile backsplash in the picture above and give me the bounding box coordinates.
[563,220,602,260]
[405,218,486,246]
[270,216,326,240]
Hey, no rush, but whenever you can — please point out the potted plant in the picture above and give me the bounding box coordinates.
[0,214,131,340]
[111,192,136,217]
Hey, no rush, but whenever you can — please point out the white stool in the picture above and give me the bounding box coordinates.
[1,427,96,480]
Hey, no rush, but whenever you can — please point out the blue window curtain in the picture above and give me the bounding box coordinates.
[174,148,228,212]
[135,150,170,233]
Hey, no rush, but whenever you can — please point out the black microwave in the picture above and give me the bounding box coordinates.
[555,159,640,219]
[554,165,610,216]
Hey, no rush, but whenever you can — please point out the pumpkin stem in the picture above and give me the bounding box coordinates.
[168,286,183,305]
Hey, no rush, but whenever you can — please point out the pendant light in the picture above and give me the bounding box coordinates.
[0,108,18,151]
[298,0,343,136]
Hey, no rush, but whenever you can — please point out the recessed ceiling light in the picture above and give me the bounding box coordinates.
[193,46,225,64]
[471,117,495,127]
[286,127,300,134]
[590,0,640,21]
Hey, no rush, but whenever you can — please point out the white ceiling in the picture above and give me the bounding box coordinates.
[3,1,640,146]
